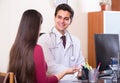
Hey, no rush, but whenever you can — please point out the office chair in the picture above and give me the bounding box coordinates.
[0,72,16,83]
[39,33,45,36]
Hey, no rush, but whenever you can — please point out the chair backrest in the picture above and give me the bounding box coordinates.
[0,72,15,83]
[39,32,45,36]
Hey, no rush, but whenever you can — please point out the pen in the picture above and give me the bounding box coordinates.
[96,62,101,71]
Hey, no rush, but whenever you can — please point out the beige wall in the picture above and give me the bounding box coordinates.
[0,0,100,72]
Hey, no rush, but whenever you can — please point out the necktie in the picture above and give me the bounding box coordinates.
[61,36,66,48]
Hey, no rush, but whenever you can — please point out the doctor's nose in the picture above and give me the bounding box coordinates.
[59,18,65,23]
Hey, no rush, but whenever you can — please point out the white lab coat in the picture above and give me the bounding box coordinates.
[37,28,85,80]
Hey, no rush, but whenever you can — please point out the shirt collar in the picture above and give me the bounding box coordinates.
[53,27,68,36]
[52,27,68,45]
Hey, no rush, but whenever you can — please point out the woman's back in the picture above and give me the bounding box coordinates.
[34,45,58,83]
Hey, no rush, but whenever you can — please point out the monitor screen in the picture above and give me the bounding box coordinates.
[94,34,119,71]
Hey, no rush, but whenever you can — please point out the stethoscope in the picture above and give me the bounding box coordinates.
[49,28,75,61]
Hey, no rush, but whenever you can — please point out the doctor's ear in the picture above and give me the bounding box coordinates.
[69,19,72,25]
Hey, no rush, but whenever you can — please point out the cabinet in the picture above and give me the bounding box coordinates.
[88,11,120,68]
[112,0,120,11]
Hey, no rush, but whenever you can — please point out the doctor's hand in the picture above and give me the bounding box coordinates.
[65,67,79,74]
[77,71,82,77]
[73,70,82,79]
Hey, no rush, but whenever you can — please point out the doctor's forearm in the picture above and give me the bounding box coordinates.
[55,71,66,80]
[55,68,79,80]
[48,63,69,74]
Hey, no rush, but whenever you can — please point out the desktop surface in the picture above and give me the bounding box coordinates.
[59,79,120,83]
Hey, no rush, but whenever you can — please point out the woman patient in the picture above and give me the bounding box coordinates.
[7,9,79,83]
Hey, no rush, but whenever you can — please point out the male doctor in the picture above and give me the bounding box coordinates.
[38,4,85,80]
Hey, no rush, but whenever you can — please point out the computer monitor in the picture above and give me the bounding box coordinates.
[94,34,119,71]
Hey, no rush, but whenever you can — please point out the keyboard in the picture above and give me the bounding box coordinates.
[98,70,113,78]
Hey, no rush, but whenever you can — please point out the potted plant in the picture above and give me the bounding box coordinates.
[99,0,111,11]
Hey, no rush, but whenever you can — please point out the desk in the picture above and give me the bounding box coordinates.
[59,79,120,83]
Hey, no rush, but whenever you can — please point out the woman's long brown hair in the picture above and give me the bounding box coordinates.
[8,9,43,83]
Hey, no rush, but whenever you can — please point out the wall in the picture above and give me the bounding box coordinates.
[0,0,100,72]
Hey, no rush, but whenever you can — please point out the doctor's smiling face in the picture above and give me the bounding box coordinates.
[54,4,74,35]
[54,10,72,35]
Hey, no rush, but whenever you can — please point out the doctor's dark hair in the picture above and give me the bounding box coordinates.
[54,3,74,19]
[8,9,43,83]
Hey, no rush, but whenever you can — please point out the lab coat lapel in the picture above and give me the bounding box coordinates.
[64,36,73,53]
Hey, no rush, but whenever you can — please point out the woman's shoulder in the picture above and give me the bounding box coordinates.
[34,45,44,59]
[35,44,41,48]
[34,45,43,51]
